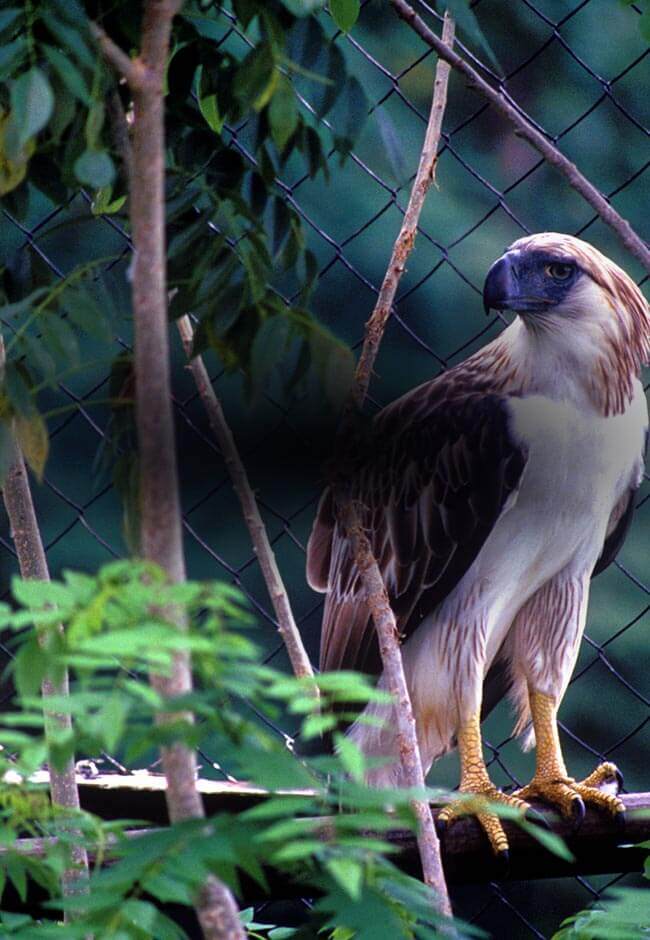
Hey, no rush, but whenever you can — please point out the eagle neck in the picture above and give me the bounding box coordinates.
[469,319,641,417]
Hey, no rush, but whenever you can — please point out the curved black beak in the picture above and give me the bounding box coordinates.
[483,255,514,315]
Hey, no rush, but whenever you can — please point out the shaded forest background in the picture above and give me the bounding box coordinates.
[0,1,647,936]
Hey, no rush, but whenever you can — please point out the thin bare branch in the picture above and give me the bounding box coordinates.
[335,12,456,918]
[339,501,452,912]
[0,348,90,914]
[98,2,245,936]
[390,0,650,273]
[353,12,456,406]
[177,315,316,682]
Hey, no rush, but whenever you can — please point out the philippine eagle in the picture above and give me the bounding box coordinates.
[307,233,649,856]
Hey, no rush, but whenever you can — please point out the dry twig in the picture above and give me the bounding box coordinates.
[94,3,244,937]
[335,12,456,918]
[390,0,650,273]
[353,12,454,407]
[176,315,316,682]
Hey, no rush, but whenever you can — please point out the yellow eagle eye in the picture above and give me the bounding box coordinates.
[546,262,574,281]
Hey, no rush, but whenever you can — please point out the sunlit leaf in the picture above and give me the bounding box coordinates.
[4,67,54,160]
[15,412,49,480]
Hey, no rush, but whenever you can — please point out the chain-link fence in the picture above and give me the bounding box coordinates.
[0,1,648,936]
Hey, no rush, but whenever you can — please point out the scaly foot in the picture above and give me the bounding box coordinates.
[437,784,530,859]
[515,761,625,828]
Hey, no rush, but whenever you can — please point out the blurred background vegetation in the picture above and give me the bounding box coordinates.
[0,0,647,936]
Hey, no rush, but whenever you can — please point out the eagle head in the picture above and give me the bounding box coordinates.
[482,233,650,414]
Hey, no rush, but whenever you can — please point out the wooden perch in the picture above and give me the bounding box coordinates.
[334,10,456,919]
[176,315,315,683]
[22,773,650,886]
[390,0,650,274]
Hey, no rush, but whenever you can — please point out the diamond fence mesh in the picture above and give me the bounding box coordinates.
[0,1,648,936]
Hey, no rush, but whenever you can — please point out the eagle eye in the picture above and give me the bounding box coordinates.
[545,261,574,281]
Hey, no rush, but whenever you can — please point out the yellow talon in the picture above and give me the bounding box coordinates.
[438,712,528,857]
[515,691,625,827]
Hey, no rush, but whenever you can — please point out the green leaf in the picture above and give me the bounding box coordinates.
[640,8,650,42]
[4,361,34,416]
[269,77,299,153]
[325,856,364,900]
[302,712,338,739]
[234,43,278,111]
[334,733,365,782]
[6,856,27,902]
[84,101,105,149]
[20,334,56,384]
[376,107,408,186]
[331,75,367,154]
[0,113,31,194]
[91,185,126,216]
[251,315,290,387]
[313,41,346,118]
[197,65,224,134]
[62,287,113,343]
[142,869,195,905]
[41,10,95,70]
[12,577,74,609]
[42,315,80,366]
[13,636,48,700]
[0,288,49,320]
[272,197,292,256]
[0,38,26,83]
[330,0,360,33]
[74,149,116,188]
[15,413,49,480]
[42,44,92,105]
[0,9,21,32]
[232,0,258,29]
[281,0,326,13]
[446,0,501,72]
[5,67,54,159]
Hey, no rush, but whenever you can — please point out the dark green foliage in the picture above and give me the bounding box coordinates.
[0,0,364,495]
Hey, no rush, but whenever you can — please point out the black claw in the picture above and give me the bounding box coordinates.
[614,809,626,832]
[495,848,510,876]
[570,796,586,830]
[436,818,447,837]
[614,767,624,793]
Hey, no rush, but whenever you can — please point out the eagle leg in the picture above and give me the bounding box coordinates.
[437,711,529,858]
[514,690,625,827]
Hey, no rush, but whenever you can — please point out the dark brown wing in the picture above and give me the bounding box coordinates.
[307,377,528,675]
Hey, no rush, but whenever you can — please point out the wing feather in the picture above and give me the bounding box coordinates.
[306,371,529,676]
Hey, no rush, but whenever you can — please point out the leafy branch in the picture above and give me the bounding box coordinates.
[93,1,245,936]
